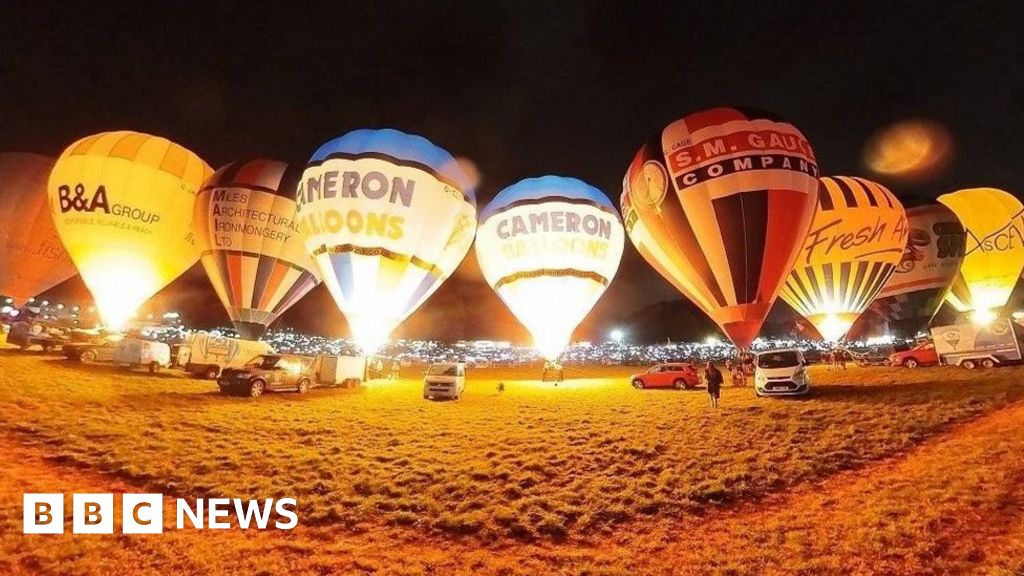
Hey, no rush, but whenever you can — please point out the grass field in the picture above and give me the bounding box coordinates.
[1,351,1023,575]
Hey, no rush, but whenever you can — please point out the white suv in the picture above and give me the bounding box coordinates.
[754,349,811,397]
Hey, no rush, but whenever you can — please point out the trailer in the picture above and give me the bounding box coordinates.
[930,318,1024,369]
[315,355,366,388]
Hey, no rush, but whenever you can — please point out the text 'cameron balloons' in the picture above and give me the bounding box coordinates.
[870,204,965,334]
[0,153,76,303]
[621,107,819,349]
[296,129,477,354]
[477,176,625,360]
[938,188,1024,322]
[781,177,908,341]
[48,131,212,328]
[193,160,322,340]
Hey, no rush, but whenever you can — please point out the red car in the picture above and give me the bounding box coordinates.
[630,363,700,390]
[889,342,939,368]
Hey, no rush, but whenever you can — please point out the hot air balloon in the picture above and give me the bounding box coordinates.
[780,176,908,341]
[938,187,1024,323]
[0,153,76,304]
[296,129,477,354]
[870,204,965,335]
[621,107,820,349]
[48,131,211,328]
[476,176,625,360]
[193,160,321,340]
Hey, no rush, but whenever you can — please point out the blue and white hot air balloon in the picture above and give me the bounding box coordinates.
[476,176,625,360]
[296,129,477,353]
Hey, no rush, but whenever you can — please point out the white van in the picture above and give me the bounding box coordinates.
[177,332,275,379]
[113,338,172,373]
[423,362,466,400]
[754,348,811,397]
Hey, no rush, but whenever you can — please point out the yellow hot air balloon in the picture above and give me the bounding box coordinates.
[48,131,212,328]
[476,176,625,360]
[938,188,1024,324]
[296,129,477,354]
[781,176,908,341]
[193,160,322,340]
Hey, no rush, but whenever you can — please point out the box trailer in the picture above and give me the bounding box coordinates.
[316,355,365,388]
[930,318,1024,369]
[113,338,172,373]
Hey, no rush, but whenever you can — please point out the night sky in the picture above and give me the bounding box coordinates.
[2,2,1022,343]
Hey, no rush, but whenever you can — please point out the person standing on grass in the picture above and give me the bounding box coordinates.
[704,361,723,408]
[836,348,847,370]
[730,360,746,387]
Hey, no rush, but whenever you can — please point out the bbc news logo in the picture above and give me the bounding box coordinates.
[23,494,297,534]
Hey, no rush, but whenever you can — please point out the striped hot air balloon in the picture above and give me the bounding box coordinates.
[193,160,321,340]
[780,176,908,341]
[870,204,965,335]
[938,188,1024,323]
[476,176,625,360]
[48,131,211,328]
[0,153,76,304]
[296,129,477,354]
[621,107,820,349]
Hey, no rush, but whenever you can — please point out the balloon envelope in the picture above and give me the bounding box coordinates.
[0,153,76,303]
[296,129,477,354]
[476,176,625,360]
[621,107,820,349]
[48,131,211,328]
[780,176,908,341]
[870,204,965,334]
[193,160,321,340]
[938,188,1024,320]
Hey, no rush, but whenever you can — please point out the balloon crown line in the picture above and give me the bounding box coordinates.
[3,116,1022,354]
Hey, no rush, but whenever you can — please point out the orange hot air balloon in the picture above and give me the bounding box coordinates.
[780,177,908,341]
[621,107,820,349]
[0,153,76,303]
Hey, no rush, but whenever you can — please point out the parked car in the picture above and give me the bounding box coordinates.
[423,362,466,400]
[178,332,275,379]
[64,339,119,364]
[849,345,898,366]
[62,329,121,363]
[889,341,939,368]
[217,354,316,397]
[630,363,700,390]
[754,349,811,397]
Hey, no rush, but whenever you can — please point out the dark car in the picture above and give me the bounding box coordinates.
[63,339,119,363]
[217,354,316,398]
[630,363,700,390]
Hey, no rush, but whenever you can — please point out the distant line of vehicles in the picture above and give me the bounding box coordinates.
[4,320,470,401]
